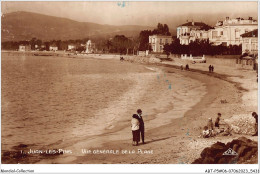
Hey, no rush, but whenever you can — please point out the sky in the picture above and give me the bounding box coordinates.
[1,1,258,27]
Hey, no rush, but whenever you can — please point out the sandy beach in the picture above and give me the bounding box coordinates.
[1,52,257,164]
[38,54,257,164]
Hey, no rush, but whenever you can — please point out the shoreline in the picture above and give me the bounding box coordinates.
[35,60,207,164]
[2,52,257,164]
[68,54,257,164]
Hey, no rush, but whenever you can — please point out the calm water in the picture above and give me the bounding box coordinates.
[2,53,207,159]
[1,54,152,151]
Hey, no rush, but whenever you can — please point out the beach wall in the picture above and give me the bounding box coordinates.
[205,55,239,67]
[124,55,161,63]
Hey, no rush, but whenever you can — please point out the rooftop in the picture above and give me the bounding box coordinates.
[178,22,213,31]
[216,17,258,26]
[241,29,258,37]
[149,35,172,38]
[179,22,206,27]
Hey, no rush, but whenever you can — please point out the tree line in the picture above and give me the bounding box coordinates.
[163,39,242,56]
[2,22,242,55]
[2,38,92,51]
[138,23,171,51]
[2,36,137,54]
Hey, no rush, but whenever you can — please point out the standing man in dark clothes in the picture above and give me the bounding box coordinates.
[209,65,212,72]
[212,65,214,72]
[252,112,258,136]
[137,109,145,144]
[207,118,214,136]
[215,113,221,128]
[185,64,189,70]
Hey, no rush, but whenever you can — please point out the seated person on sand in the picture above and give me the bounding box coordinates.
[201,118,215,138]
[202,126,210,138]
[214,113,232,136]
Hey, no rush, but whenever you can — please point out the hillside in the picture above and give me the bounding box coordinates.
[1,11,158,42]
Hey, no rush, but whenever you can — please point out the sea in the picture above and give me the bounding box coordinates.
[1,53,207,162]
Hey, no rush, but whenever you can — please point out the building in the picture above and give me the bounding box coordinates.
[18,45,31,51]
[208,17,258,46]
[241,29,258,55]
[86,40,95,53]
[149,35,173,52]
[68,44,76,51]
[189,30,209,43]
[49,45,58,51]
[177,22,212,45]
[40,45,46,50]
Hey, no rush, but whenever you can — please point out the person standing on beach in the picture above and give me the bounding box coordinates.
[252,112,258,136]
[185,64,189,70]
[207,118,214,136]
[137,109,145,144]
[209,65,212,72]
[131,114,140,146]
[215,113,221,128]
[212,65,214,72]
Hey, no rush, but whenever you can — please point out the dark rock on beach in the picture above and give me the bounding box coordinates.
[192,137,258,164]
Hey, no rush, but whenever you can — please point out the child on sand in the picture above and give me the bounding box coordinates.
[202,126,210,138]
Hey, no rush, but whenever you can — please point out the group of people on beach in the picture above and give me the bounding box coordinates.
[208,65,214,72]
[202,112,258,138]
[120,56,124,61]
[131,109,145,146]
[203,113,222,138]
[180,64,189,71]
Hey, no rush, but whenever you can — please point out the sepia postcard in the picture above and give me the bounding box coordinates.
[1,1,259,173]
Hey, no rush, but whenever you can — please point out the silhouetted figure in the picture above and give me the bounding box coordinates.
[137,109,145,144]
[185,64,189,70]
[207,118,214,136]
[215,113,221,128]
[212,65,214,72]
[209,65,212,72]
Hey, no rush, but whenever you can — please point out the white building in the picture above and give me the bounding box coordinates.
[86,40,95,53]
[241,29,258,55]
[189,30,209,43]
[208,17,258,46]
[49,45,58,51]
[177,22,212,45]
[19,45,31,51]
[149,35,173,52]
[68,45,76,51]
